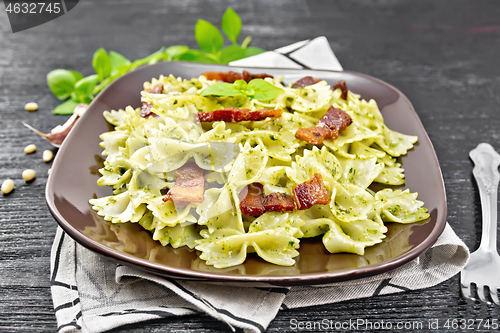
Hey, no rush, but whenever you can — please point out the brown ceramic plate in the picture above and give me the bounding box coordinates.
[46,62,447,287]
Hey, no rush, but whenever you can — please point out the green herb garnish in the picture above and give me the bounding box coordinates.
[46,8,265,115]
[201,79,284,101]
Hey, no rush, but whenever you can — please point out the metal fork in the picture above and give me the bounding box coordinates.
[461,143,500,305]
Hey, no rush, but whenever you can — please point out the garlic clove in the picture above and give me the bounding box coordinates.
[22,103,88,148]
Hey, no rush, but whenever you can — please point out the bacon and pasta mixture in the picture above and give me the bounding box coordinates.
[89,71,429,268]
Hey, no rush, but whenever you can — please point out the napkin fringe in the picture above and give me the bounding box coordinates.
[50,228,85,333]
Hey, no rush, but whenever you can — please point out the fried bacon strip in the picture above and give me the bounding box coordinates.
[140,84,164,118]
[292,76,322,88]
[292,77,348,100]
[140,102,155,118]
[333,80,348,100]
[263,192,295,212]
[163,162,205,204]
[293,174,331,210]
[203,70,273,83]
[240,183,296,216]
[145,84,164,94]
[240,183,265,217]
[196,107,283,122]
[295,106,352,144]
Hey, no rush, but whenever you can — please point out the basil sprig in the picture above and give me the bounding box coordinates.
[46,8,265,115]
[201,79,284,101]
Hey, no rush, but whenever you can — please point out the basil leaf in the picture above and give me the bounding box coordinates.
[129,47,166,70]
[248,79,284,101]
[241,36,252,49]
[233,80,247,91]
[201,79,283,101]
[47,69,78,100]
[220,45,246,64]
[221,7,241,44]
[175,49,216,63]
[143,47,167,65]
[92,48,112,82]
[109,51,131,76]
[47,8,268,114]
[69,70,84,82]
[73,74,98,103]
[116,64,133,75]
[195,19,224,55]
[164,45,190,61]
[52,99,80,115]
[200,82,244,97]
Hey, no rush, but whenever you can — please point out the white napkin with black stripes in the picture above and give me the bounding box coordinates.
[50,37,469,333]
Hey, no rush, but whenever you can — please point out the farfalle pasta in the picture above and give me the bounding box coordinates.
[90,72,429,268]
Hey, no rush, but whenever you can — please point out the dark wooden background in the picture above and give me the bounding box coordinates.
[1,0,500,332]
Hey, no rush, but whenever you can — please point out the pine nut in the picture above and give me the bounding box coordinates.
[24,144,37,154]
[48,168,51,175]
[43,150,54,162]
[1,179,14,194]
[22,169,36,182]
[25,102,38,111]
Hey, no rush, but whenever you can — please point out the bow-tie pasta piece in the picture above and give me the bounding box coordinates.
[90,72,429,268]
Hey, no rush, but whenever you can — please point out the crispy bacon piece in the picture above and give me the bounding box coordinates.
[163,163,205,204]
[333,80,348,100]
[203,70,273,83]
[196,107,283,122]
[240,176,330,215]
[240,184,296,216]
[140,102,155,118]
[263,192,295,212]
[293,174,331,210]
[140,84,164,118]
[292,76,322,88]
[295,106,352,144]
[240,183,265,216]
[145,84,164,94]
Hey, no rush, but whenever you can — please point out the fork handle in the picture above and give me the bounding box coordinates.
[469,143,500,252]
